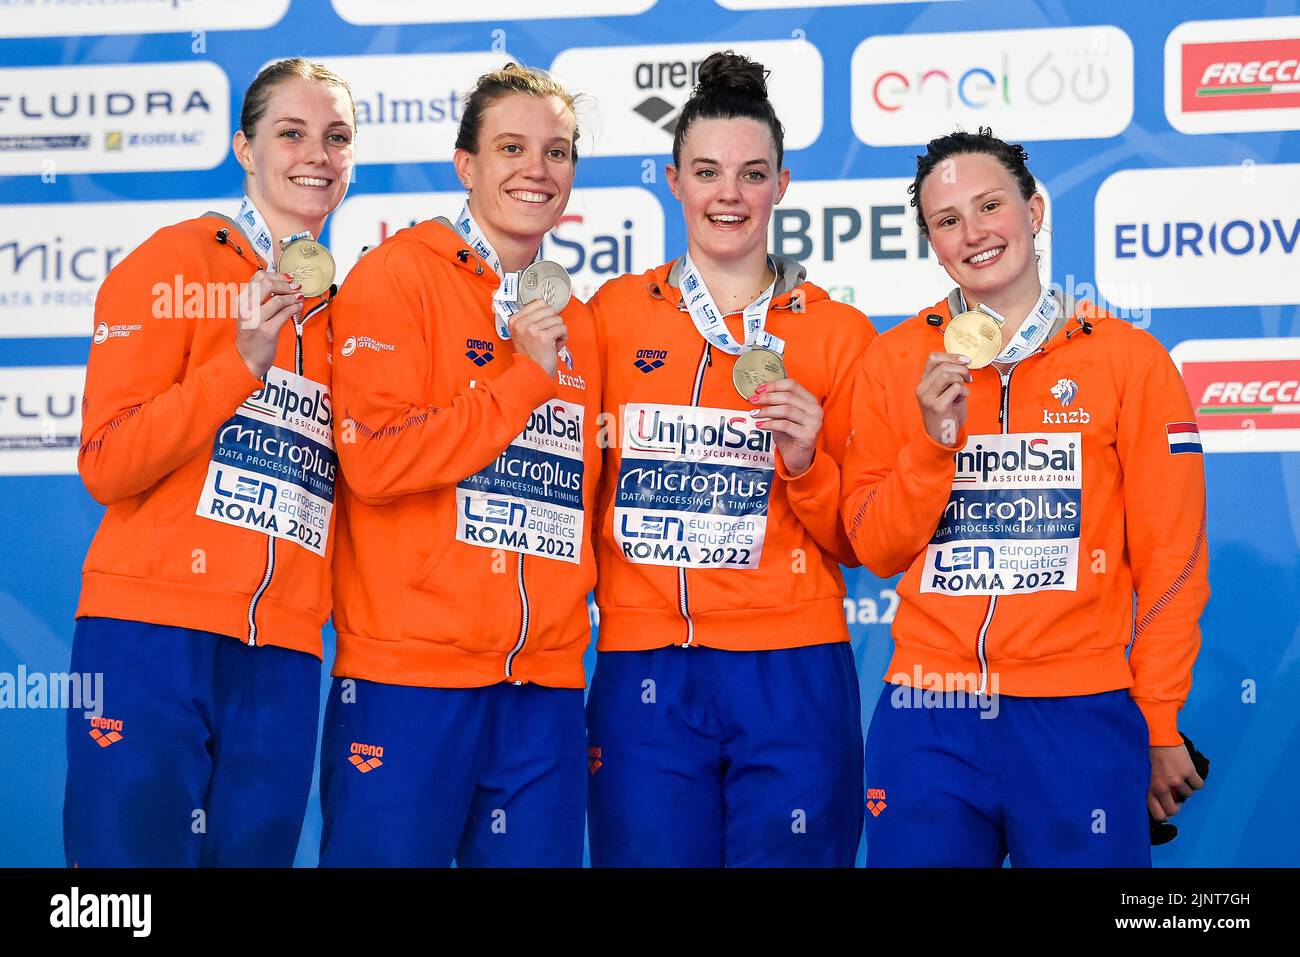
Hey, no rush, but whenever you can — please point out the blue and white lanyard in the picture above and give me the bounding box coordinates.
[963,286,1060,364]
[679,251,785,357]
[454,200,572,370]
[235,195,309,270]
[455,201,536,341]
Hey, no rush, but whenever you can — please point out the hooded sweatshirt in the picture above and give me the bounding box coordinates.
[77,213,336,656]
[328,217,601,689]
[588,256,877,652]
[841,290,1208,745]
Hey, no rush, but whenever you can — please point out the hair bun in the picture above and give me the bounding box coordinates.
[694,50,769,101]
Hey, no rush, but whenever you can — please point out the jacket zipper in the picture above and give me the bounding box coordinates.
[505,554,529,682]
[246,306,320,646]
[677,340,711,647]
[974,360,1021,692]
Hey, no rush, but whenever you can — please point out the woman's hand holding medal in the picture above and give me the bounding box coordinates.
[751,378,824,478]
[508,299,568,379]
[916,351,972,448]
[235,270,304,379]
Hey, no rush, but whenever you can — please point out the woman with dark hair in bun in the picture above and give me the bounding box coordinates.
[841,128,1207,866]
[586,51,876,867]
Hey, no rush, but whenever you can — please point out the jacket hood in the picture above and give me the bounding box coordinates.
[383,215,505,291]
[649,254,830,313]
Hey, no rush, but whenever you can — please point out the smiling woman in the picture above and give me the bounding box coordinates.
[321,63,604,868]
[840,127,1210,868]
[65,58,356,868]
[585,51,878,868]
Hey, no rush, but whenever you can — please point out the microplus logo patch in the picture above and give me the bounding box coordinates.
[50,887,151,937]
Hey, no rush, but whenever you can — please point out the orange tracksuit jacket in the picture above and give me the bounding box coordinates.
[841,293,1209,745]
[329,218,602,689]
[77,214,335,657]
[589,256,876,651]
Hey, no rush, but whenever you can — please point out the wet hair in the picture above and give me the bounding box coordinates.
[454,62,582,161]
[672,50,785,169]
[909,126,1037,234]
[240,57,356,137]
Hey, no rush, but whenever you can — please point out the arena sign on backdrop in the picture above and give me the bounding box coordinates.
[851,26,1134,145]
[549,39,822,157]
[769,178,1052,317]
[0,200,233,338]
[0,0,289,36]
[1095,163,1300,309]
[331,0,655,23]
[0,63,229,175]
[311,53,515,165]
[1164,16,1300,134]
[329,187,664,300]
[0,366,83,477]
[1171,338,1300,453]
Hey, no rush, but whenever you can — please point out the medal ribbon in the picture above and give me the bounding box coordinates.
[679,252,784,357]
[454,200,572,370]
[235,195,314,270]
[455,200,538,341]
[962,286,1060,365]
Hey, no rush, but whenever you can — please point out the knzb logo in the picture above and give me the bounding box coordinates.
[466,338,495,367]
[634,348,667,373]
[1051,378,1077,407]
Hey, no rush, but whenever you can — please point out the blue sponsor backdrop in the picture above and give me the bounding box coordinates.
[1,0,1297,867]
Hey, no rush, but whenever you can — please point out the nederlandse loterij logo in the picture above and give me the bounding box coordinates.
[1164,16,1300,134]
[1171,337,1300,453]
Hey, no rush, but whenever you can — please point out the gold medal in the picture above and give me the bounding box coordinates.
[278,237,336,298]
[733,348,786,401]
[944,310,1002,369]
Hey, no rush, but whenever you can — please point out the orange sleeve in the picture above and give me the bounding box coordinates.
[840,339,963,578]
[78,233,264,506]
[1118,337,1209,746]
[778,307,878,567]
[331,242,559,506]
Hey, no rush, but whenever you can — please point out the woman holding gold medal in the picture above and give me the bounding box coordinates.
[585,52,877,867]
[66,59,354,866]
[841,128,1208,866]
[321,65,601,867]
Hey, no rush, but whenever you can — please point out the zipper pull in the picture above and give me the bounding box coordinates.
[705,346,713,367]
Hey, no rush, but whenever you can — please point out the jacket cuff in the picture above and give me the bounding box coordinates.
[197,347,266,415]
[500,354,561,410]
[777,446,834,499]
[1133,697,1181,747]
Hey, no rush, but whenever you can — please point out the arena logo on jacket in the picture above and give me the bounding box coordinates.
[196,368,337,557]
[455,400,586,564]
[614,403,774,570]
[922,434,1082,595]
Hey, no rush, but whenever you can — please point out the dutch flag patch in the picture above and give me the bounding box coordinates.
[1167,422,1203,455]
